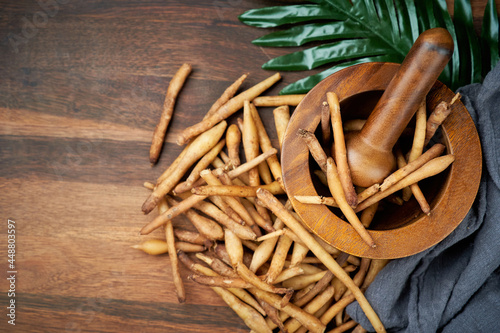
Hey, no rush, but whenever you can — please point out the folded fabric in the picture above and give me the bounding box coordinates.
[347,63,500,332]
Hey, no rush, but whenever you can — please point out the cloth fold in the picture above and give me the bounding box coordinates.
[347,63,500,332]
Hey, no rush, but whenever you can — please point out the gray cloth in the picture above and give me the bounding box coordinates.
[347,63,500,332]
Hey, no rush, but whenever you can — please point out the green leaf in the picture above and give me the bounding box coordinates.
[238,4,344,28]
[415,0,434,32]
[252,21,369,47]
[481,0,500,77]
[240,0,499,94]
[360,0,379,21]
[405,0,420,42]
[432,0,460,89]
[393,0,418,47]
[322,0,408,55]
[374,0,401,46]
[453,0,482,85]
[262,38,390,71]
[279,54,403,95]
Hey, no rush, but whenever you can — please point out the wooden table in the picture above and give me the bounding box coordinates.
[0,1,496,332]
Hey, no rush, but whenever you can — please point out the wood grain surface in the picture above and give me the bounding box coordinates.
[0,1,496,332]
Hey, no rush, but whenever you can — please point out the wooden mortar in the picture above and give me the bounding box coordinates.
[281,30,482,259]
[346,28,454,187]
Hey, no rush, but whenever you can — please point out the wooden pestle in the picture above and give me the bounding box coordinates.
[345,28,454,187]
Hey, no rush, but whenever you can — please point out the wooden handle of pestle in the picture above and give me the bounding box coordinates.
[346,28,454,187]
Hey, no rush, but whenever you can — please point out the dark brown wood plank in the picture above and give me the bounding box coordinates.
[0,176,247,331]
[0,293,247,332]
[0,69,283,138]
[0,1,302,81]
[0,135,156,183]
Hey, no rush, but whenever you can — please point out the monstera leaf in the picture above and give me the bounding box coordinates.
[239,0,499,94]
